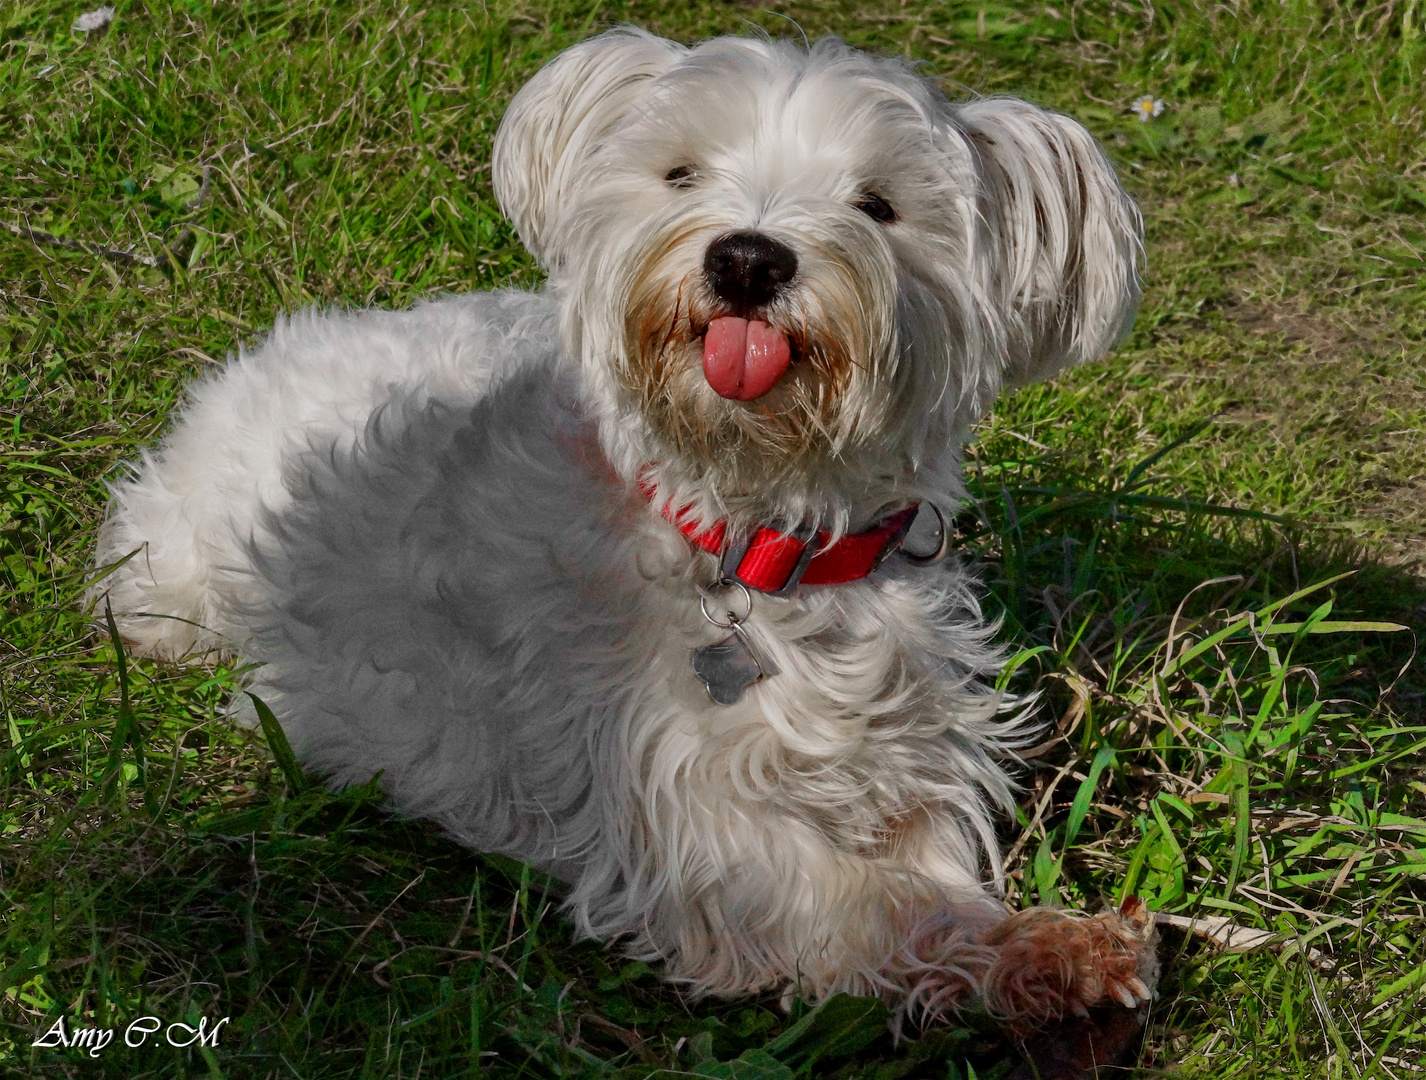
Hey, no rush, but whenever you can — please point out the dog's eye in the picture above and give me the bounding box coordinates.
[665,165,697,188]
[855,193,897,224]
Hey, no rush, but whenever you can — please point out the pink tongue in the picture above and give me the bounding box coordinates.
[702,317,793,401]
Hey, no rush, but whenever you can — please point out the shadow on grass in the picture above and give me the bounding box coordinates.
[0,783,1010,1078]
[3,452,1423,1080]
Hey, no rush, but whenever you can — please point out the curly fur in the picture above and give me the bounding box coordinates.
[91,28,1152,1025]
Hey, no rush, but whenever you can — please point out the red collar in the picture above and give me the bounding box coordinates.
[641,480,919,596]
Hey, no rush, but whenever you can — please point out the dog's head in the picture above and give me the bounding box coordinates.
[493,29,1141,524]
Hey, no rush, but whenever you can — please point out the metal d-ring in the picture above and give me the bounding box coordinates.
[699,577,753,628]
[902,503,950,566]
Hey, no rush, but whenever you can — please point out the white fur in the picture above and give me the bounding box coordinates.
[92,30,1143,1011]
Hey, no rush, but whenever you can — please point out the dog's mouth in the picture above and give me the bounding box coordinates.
[625,286,874,480]
[696,316,797,402]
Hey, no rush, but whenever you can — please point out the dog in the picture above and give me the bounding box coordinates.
[92,28,1154,1038]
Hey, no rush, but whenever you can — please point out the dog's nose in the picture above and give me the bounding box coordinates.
[703,232,798,310]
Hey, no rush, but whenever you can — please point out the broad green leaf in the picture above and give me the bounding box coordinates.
[695,1049,795,1080]
[760,993,890,1067]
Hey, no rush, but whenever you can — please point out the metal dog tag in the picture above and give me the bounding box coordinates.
[693,633,762,705]
[693,579,779,705]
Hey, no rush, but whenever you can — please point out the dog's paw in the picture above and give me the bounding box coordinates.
[979,897,1157,1037]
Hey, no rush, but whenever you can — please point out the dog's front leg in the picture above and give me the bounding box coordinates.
[624,805,1008,1005]
[618,795,1153,1031]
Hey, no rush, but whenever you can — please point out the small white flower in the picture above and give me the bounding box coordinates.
[1133,95,1165,123]
[73,6,115,33]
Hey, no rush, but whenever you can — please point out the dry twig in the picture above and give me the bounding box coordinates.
[4,164,214,270]
[1154,911,1337,970]
[2,218,161,268]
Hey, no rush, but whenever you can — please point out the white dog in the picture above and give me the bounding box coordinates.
[93,29,1154,1036]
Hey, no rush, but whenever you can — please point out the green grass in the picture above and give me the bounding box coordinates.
[2,0,1424,1076]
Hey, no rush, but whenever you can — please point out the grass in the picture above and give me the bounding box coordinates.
[1,0,1424,1076]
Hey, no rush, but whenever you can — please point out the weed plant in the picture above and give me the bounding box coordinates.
[1,1,1423,1077]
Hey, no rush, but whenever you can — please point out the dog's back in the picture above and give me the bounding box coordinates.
[91,289,556,659]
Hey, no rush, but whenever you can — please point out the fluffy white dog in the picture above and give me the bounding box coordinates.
[93,29,1154,1036]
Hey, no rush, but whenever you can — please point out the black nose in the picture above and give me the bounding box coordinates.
[703,232,798,310]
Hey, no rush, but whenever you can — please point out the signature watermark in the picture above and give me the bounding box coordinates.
[32,1015,229,1058]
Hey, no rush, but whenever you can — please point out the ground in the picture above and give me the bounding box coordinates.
[1,1,1423,1078]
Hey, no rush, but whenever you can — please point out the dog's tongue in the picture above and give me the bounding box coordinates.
[702,317,792,401]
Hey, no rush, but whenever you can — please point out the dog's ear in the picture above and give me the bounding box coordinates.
[493,28,685,270]
[952,99,1143,387]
